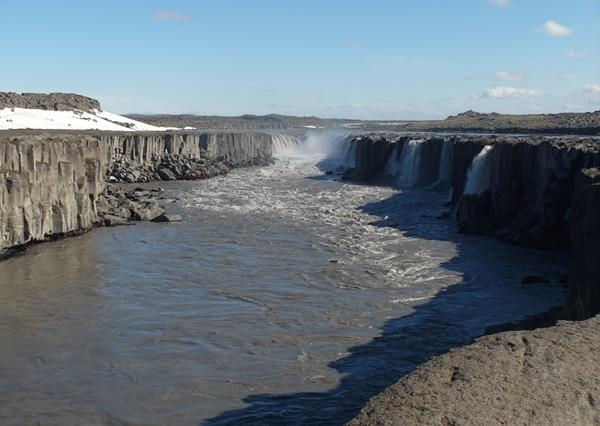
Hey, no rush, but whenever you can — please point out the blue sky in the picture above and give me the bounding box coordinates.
[0,0,598,119]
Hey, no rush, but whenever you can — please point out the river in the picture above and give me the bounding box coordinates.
[0,135,565,425]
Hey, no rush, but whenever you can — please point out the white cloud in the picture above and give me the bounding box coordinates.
[495,70,525,81]
[537,20,572,37]
[584,84,600,94]
[564,50,585,58]
[487,0,511,7]
[482,86,544,99]
[154,11,192,22]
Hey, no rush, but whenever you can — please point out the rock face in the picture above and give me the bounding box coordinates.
[456,139,600,248]
[0,134,106,252]
[0,131,295,253]
[104,132,280,183]
[343,135,395,181]
[343,134,600,319]
[0,92,101,112]
[566,168,600,320]
[343,134,489,191]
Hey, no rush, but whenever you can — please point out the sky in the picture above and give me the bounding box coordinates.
[0,0,599,119]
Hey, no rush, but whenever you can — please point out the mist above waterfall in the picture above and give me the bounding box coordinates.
[464,145,494,196]
[278,130,353,172]
[299,130,349,157]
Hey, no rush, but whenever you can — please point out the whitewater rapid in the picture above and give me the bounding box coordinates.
[178,147,461,299]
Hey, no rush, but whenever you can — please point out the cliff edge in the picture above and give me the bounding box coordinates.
[348,315,600,426]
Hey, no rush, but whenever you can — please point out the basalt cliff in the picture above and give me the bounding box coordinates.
[0,130,297,254]
[343,134,600,320]
[342,133,600,424]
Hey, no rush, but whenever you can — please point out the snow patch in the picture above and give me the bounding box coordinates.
[0,107,173,131]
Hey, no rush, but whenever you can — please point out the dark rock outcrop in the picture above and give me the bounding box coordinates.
[343,135,396,181]
[565,168,600,319]
[0,92,101,112]
[456,139,600,248]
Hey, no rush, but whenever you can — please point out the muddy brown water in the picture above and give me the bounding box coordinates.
[0,149,565,425]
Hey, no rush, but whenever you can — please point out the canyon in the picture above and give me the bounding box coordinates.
[1,105,599,423]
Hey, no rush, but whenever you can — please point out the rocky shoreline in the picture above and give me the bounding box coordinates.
[0,130,296,258]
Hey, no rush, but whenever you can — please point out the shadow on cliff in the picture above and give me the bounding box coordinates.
[203,183,565,426]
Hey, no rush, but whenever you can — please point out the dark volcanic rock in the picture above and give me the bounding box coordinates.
[151,213,183,223]
[343,135,397,181]
[96,184,165,225]
[0,92,101,112]
[565,168,600,319]
[456,139,599,248]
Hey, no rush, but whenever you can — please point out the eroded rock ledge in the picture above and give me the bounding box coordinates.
[347,315,600,426]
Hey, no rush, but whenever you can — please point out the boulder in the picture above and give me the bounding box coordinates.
[151,213,183,223]
[102,214,129,227]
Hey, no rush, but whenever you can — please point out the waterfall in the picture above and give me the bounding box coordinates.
[396,139,424,187]
[271,134,300,154]
[437,139,453,184]
[384,143,402,177]
[464,145,494,195]
[344,138,357,168]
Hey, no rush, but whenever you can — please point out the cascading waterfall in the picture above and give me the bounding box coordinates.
[428,138,454,194]
[464,145,494,195]
[384,142,402,177]
[344,138,357,168]
[437,139,454,184]
[271,134,301,154]
[396,139,424,187]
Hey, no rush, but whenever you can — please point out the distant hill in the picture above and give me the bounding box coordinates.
[125,113,358,130]
[128,111,600,135]
[385,110,600,136]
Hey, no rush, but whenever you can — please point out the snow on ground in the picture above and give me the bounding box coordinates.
[0,107,174,131]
